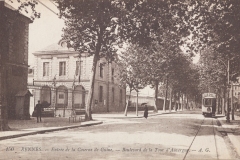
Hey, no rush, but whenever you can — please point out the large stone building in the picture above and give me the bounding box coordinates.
[31,40,126,117]
[0,1,32,120]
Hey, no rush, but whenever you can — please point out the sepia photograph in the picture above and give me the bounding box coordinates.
[0,0,240,159]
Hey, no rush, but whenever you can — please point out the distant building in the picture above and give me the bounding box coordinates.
[31,40,126,117]
[126,89,170,111]
[0,1,32,119]
[128,86,174,110]
[28,66,34,86]
[232,77,240,110]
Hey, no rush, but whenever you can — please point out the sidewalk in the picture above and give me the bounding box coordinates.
[217,114,240,157]
[0,117,102,141]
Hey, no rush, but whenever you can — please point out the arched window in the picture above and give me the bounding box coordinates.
[56,85,68,108]
[40,86,51,108]
[73,85,85,109]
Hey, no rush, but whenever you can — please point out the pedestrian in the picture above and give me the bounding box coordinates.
[35,100,42,123]
[143,104,148,119]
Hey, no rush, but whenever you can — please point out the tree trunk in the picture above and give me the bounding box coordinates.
[216,94,219,114]
[107,61,110,112]
[85,54,99,120]
[163,78,168,112]
[124,89,131,116]
[186,95,189,110]
[181,94,184,111]
[223,85,226,115]
[169,88,172,112]
[217,92,221,115]
[153,81,158,113]
[136,90,138,116]
[222,97,225,115]
[225,90,228,116]
[174,91,177,111]
[178,92,181,111]
[231,82,234,120]
[174,101,177,111]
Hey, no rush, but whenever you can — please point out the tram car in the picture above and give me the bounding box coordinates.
[202,93,216,117]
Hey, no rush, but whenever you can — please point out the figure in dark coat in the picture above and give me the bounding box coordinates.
[35,100,42,123]
[144,105,148,119]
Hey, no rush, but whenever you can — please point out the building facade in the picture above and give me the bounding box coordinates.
[31,40,126,117]
[0,1,32,120]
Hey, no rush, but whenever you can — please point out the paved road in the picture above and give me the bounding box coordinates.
[0,110,235,160]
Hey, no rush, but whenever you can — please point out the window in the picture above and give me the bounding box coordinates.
[28,68,34,74]
[59,94,64,99]
[204,98,212,106]
[75,61,80,76]
[99,63,103,78]
[43,62,49,76]
[75,61,83,76]
[112,87,115,102]
[112,68,114,82]
[99,86,103,102]
[59,61,66,76]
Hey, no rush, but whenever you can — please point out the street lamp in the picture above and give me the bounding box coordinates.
[52,75,57,117]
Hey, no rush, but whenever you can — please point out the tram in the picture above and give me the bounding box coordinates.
[202,93,216,117]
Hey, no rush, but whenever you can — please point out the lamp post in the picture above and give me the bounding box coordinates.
[226,60,230,123]
[231,82,234,120]
[52,75,57,117]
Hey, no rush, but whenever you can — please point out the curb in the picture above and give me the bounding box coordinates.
[217,118,240,157]
[94,110,179,119]
[227,132,240,156]
[0,121,103,141]
[0,110,182,140]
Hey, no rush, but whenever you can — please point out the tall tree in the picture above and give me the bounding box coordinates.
[13,0,191,121]
[54,0,122,120]
[116,44,146,116]
[15,0,205,121]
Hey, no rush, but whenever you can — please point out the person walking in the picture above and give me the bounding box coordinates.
[35,100,42,123]
[143,104,148,119]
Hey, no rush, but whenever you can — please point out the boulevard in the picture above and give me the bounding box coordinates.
[0,110,238,160]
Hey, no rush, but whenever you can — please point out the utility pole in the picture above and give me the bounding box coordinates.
[231,82,234,120]
[106,60,110,112]
[136,89,138,116]
[52,75,57,117]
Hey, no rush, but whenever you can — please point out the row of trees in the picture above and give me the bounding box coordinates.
[189,1,240,120]
[2,0,240,130]
[53,0,202,120]
[48,0,240,120]
[11,0,201,120]
[117,36,200,115]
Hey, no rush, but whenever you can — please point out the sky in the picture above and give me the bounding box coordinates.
[5,0,65,66]
[5,0,199,65]
[28,0,65,65]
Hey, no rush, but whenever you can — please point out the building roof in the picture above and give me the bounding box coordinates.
[33,41,80,55]
[4,1,16,10]
[0,1,32,23]
[15,90,33,97]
